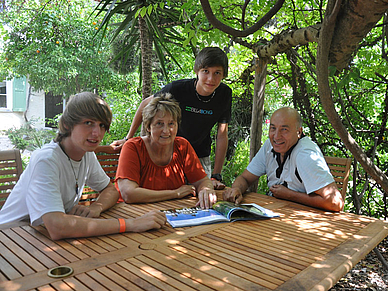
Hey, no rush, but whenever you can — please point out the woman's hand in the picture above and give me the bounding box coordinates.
[212,179,226,190]
[196,187,217,209]
[176,185,196,198]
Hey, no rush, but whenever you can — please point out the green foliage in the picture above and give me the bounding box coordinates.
[4,123,57,152]
[95,0,190,83]
[220,139,251,187]
[0,0,116,96]
[101,85,142,145]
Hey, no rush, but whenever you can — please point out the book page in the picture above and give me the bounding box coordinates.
[212,201,279,220]
[162,206,229,228]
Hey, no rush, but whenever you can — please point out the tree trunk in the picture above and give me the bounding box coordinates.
[317,0,388,195]
[139,16,153,99]
[138,16,153,136]
[248,57,267,193]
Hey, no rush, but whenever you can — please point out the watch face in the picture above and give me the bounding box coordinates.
[212,173,222,181]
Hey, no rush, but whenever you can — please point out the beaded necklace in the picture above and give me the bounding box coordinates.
[194,80,216,103]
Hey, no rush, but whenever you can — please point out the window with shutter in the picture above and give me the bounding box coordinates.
[13,77,27,112]
[0,81,6,108]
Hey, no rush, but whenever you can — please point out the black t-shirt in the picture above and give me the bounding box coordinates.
[157,78,232,158]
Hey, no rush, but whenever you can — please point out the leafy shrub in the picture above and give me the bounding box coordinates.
[101,89,142,145]
[4,123,56,152]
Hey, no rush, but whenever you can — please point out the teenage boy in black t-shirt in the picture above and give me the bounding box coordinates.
[111,47,232,189]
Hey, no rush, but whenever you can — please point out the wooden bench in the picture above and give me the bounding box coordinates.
[0,149,23,208]
[324,155,352,201]
[79,145,121,205]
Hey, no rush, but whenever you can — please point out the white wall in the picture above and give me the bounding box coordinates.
[0,78,45,131]
[25,88,45,129]
[0,111,25,131]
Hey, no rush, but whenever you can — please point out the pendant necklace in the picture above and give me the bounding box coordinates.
[59,143,80,195]
[194,80,216,103]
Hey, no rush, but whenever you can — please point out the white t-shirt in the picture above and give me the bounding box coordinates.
[247,137,334,194]
[0,141,110,226]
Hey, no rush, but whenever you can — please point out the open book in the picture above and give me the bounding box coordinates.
[162,201,279,228]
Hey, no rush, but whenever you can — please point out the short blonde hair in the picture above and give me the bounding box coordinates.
[143,93,181,136]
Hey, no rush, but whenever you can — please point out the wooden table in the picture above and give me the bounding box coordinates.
[1,192,387,291]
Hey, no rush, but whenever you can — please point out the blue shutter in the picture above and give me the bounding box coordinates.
[13,77,27,112]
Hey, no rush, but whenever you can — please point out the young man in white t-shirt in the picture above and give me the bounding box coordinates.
[0,92,166,240]
[223,107,344,212]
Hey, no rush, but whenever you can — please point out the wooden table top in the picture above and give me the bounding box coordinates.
[1,192,387,291]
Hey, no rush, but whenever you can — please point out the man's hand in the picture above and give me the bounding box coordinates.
[196,187,217,209]
[68,204,101,218]
[222,187,243,205]
[269,184,291,199]
[126,210,166,232]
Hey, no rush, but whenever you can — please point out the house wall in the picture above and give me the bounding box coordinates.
[0,78,45,131]
[25,89,45,129]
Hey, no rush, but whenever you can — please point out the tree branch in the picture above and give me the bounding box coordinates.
[317,0,388,194]
[200,0,285,37]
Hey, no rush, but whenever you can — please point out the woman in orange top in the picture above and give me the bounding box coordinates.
[115,93,217,209]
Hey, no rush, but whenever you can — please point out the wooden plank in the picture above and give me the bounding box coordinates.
[179,240,289,284]
[169,243,281,289]
[0,233,48,274]
[126,256,215,291]
[147,247,248,290]
[13,227,72,265]
[95,235,127,249]
[49,280,74,290]
[86,269,128,291]
[119,259,179,291]
[224,222,338,255]
[231,222,336,254]
[95,265,156,291]
[37,285,57,291]
[0,251,21,281]
[243,219,344,249]
[192,234,305,271]
[82,236,119,252]
[64,238,101,258]
[109,261,163,291]
[63,277,93,291]
[74,273,109,291]
[22,226,84,262]
[189,234,302,275]
[136,254,213,291]
[203,231,313,267]
[276,219,388,291]
[3,228,58,269]
[0,238,149,290]
[212,226,318,264]
[0,238,35,277]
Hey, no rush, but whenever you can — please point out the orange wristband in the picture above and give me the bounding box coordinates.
[118,218,126,233]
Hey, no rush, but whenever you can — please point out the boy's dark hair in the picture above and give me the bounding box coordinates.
[55,92,112,143]
[194,47,229,78]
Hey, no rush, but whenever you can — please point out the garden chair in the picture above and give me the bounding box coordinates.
[324,155,352,202]
[0,149,23,208]
[79,145,121,205]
